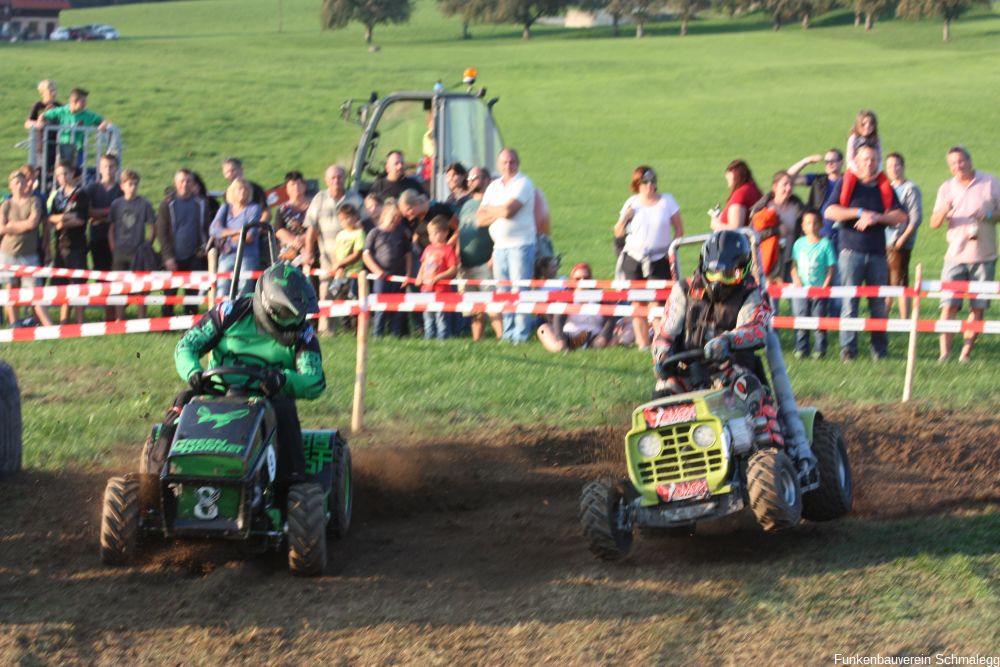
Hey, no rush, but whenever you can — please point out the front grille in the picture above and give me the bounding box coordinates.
[637,423,725,485]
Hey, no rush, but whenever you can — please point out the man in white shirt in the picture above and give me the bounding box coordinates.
[303,164,363,332]
[477,148,537,342]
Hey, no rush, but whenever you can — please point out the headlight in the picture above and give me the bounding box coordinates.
[637,434,662,458]
[692,424,717,448]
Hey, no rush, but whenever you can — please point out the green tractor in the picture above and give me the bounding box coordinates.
[99,225,352,576]
[580,232,852,560]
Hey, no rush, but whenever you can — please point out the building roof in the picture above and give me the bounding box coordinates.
[9,0,72,10]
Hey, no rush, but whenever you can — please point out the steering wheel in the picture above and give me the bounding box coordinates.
[200,366,270,396]
[657,349,706,367]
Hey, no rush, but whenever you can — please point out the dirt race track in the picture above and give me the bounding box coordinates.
[1,405,998,665]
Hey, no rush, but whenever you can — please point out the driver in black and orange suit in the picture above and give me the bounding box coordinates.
[651,230,783,448]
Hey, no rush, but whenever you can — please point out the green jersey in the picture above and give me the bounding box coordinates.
[41,105,104,151]
[174,298,325,400]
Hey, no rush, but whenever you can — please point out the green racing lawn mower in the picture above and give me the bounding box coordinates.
[99,223,352,576]
[580,231,853,561]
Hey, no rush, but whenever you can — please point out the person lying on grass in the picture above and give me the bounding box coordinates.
[536,262,616,352]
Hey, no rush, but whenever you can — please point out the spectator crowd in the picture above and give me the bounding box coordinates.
[2,86,998,363]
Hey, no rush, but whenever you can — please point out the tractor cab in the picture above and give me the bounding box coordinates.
[341,69,504,200]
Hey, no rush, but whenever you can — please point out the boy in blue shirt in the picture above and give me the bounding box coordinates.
[791,210,837,358]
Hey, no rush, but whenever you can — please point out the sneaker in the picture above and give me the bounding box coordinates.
[871,352,887,362]
[793,350,806,359]
[840,349,856,363]
[811,351,826,360]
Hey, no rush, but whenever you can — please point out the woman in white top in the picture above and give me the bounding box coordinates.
[613,166,684,349]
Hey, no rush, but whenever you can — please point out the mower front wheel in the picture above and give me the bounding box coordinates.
[287,483,327,576]
[803,420,853,521]
[748,449,802,531]
[100,476,140,565]
[580,478,633,561]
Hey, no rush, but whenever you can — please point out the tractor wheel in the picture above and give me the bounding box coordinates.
[327,439,353,539]
[748,449,802,531]
[580,478,633,561]
[0,360,22,478]
[100,476,140,565]
[287,483,327,576]
[803,420,853,521]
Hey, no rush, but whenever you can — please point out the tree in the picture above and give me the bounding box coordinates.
[669,0,711,35]
[321,0,413,44]
[856,0,896,29]
[713,0,746,18]
[624,0,660,37]
[795,0,834,28]
[576,0,631,36]
[764,0,800,29]
[488,0,572,39]
[438,0,492,38]
[896,0,987,40]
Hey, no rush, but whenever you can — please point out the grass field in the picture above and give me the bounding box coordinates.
[1,3,999,663]
[0,0,997,459]
[2,0,999,278]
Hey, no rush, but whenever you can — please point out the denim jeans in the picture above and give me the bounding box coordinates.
[372,277,406,337]
[838,248,888,357]
[217,252,259,299]
[792,297,827,356]
[493,243,536,343]
[423,310,449,340]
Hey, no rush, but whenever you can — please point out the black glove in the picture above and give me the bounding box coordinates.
[188,370,206,394]
[261,369,286,397]
[704,335,731,362]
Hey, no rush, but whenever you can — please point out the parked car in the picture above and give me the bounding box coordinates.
[90,24,119,40]
[49,24,118,41]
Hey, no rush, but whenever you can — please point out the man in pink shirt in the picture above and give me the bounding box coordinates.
[930,146,1000,362]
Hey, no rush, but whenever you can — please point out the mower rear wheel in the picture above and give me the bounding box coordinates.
[580,478,633,561]
[100,476,140,565]
[327,438,352,539]
[0,360,22,478]
[287,483,327,576]
[748,449,802,531]
[803,420,853,521]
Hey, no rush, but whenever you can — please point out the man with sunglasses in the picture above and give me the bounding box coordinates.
[651,231,784,447]
[788,149,845,246]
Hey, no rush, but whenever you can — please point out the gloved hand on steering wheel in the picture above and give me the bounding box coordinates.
[652,345,673,380]
[261,369,286,397]
[704,335,731,362]
[188,370,208,394]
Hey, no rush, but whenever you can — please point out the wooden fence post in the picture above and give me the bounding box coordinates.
[351,271,370,434]
[902,263,922,403]
[207,248,218,310]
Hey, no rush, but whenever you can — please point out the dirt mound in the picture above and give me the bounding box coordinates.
[0,405,997,663]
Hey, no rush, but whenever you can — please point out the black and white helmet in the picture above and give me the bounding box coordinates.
[699,230,753,302]
[252,263,318,345]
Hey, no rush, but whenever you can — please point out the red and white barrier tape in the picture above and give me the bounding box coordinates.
[0,304,360,343]
[4,296,999,342]
[772,316,1000,335]
[0,276,211,307]
[6,283,1000,309]
[3,263,1000,298]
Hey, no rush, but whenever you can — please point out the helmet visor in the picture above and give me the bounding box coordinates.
[703,264,747,285]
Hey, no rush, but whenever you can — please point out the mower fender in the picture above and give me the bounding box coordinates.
[797,408,820,443]
[301,430,345,491]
